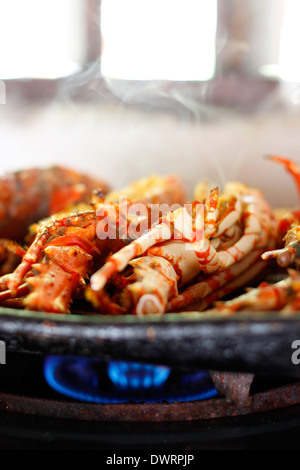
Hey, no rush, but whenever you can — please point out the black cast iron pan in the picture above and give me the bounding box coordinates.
[0,307,299,378]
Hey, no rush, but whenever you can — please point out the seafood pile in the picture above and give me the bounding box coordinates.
[0,158,300,317]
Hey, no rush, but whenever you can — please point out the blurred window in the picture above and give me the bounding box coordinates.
[0,0,85,79]
[1,0,300,103]
[100,0,217,81]
[279,0,300,82]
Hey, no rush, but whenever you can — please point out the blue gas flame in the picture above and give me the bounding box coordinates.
[43,355,217,404]
[107,360,171,390]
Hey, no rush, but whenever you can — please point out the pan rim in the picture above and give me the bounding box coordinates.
[0,306,299,376]
[0,305,299,324]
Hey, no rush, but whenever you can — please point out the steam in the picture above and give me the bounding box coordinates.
[101,77,215,121]
[57,60,101,103]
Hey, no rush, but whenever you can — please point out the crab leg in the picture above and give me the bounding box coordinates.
[267,155,300,200]
[5,211,99,293]
[188,196,243,275]
[0,283,30,304]
[7,230,52,293]
[167,247,265,312]
[0,271,33,305]
[126,256,179,316]
[191,192,268,274]
[0,274,12,292]
[153,193,276,313]
[90,190,242,291]
[261,156,300,267]
[90,219,173,291]
[167,211,276,313]
[0,174,186,314]
[24,262,79,313]
[89,184,275,315]
[208,275,294,314]
[0,240,26,259]
[214,197,242,238]
[216,196,262,270]
[196,251,277,313]
[262,238,300,267]
[203,187,219,238]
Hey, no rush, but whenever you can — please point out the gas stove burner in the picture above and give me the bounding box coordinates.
[43,355,218,404]
[0,352,300,426]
